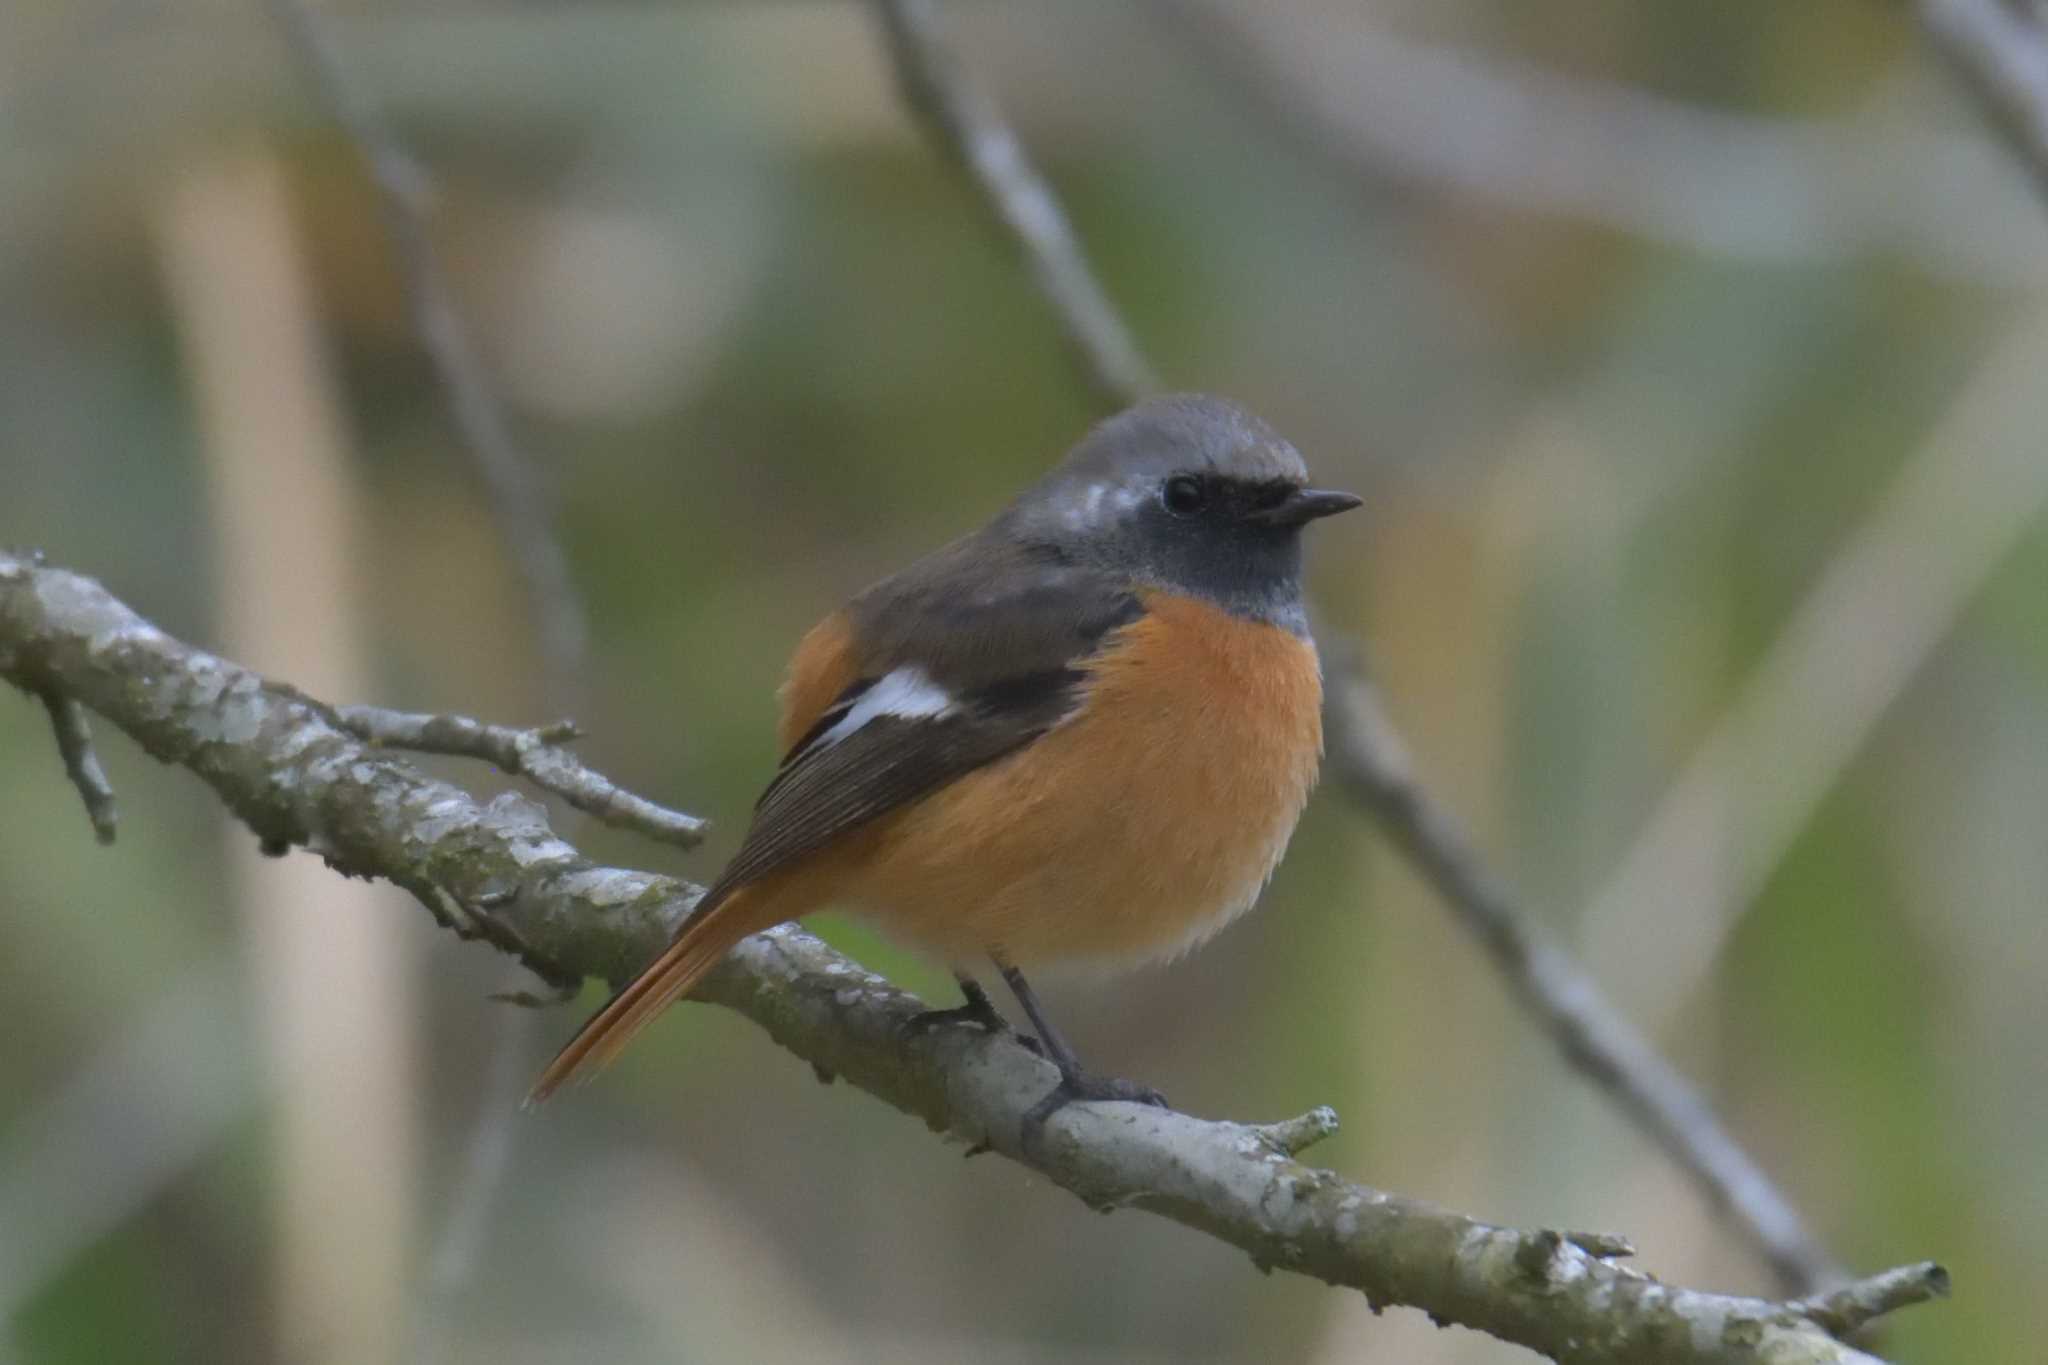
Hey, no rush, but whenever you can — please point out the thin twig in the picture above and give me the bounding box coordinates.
[1922,0,2048,207]
[266,0,588,708]
[1250,1104,1341,1158]
[866,0,1839,1296]
[1566,1230,1638,1260]
[870,0,1158,407]
[0,550,1946,1363]
[1794,1260,1951,1338]
[336,704,706,849]
[37,688,117,844]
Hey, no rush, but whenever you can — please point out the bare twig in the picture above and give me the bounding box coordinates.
[0,551,1944,1363]
[1250,1104,1341,1158]
[1566,1230,1638,1260]
[1922,0,2048,206]
[336,705,706,849]
[867,0,1838,1296]
[36,688,117,844]
[870,0,1158,407]
[1795,1260,1952,1339]
[266,0,588,705]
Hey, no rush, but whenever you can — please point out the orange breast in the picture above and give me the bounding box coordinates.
[836,592,1324,968]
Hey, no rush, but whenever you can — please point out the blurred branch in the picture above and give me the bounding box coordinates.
[266,0,589,709]
[868,0,1839,1297]
[871,0,1159,406]
[336,705,707,848]
[154,146,417,1355]
[1165,0,2048,286]
[1922,0,2048,206]
[265,3,603,1328]
[1323,660,1841,1293]
[0,551,1944,1364]
[35,683,118,844]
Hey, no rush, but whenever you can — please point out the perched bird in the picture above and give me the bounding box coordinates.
[530,394,1359,1122]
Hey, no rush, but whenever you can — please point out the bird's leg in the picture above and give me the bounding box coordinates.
[995,956,1167,1140]
[902,971,1023,1040]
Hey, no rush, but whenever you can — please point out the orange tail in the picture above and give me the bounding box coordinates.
[526,882,783,1104]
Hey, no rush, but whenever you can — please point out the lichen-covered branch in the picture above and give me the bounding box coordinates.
[0,551,677,991]
[0,549,1945,1363]
[335,706,706,849]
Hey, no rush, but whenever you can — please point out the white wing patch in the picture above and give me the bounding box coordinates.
[818,666,954,748]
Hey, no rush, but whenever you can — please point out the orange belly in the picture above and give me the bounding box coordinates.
[825,593,1323,968]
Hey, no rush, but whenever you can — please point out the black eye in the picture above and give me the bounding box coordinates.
[1162,475,1207,515]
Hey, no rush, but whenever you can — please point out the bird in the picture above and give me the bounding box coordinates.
[529,394,1360,1124]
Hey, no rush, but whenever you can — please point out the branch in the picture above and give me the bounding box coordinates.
[1922,0,2048,208]
[266,0,589,707]
[1795,1261,1953,1339]
[1162,0,2048,286]
[36,681,118,844]
[1323,657,1849,1294]
[335,705,706,849]
[0,550,1944,1364]
[0,553,668,990]
[870,0,1159,407]
[867,0,1839,1296]
[265,2,599,1303]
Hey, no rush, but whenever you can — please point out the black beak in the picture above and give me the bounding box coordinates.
[1251,487,1364,527]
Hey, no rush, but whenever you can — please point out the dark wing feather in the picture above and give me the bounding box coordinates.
[717,711,1020,893]
[705,557,1142,902]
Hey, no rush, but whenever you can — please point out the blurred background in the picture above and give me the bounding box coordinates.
[2,1,2042,1361]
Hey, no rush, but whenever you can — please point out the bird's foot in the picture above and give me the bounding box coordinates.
[1022,1069,1169,1148]
[902,984,1038,1054]
[902,998,1010,1036]
[905,978,1048,1055]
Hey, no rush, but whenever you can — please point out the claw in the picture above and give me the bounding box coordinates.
[1021,1070,1170,1149]
[901,975,1017,1039]
[901,998,1009,1037]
